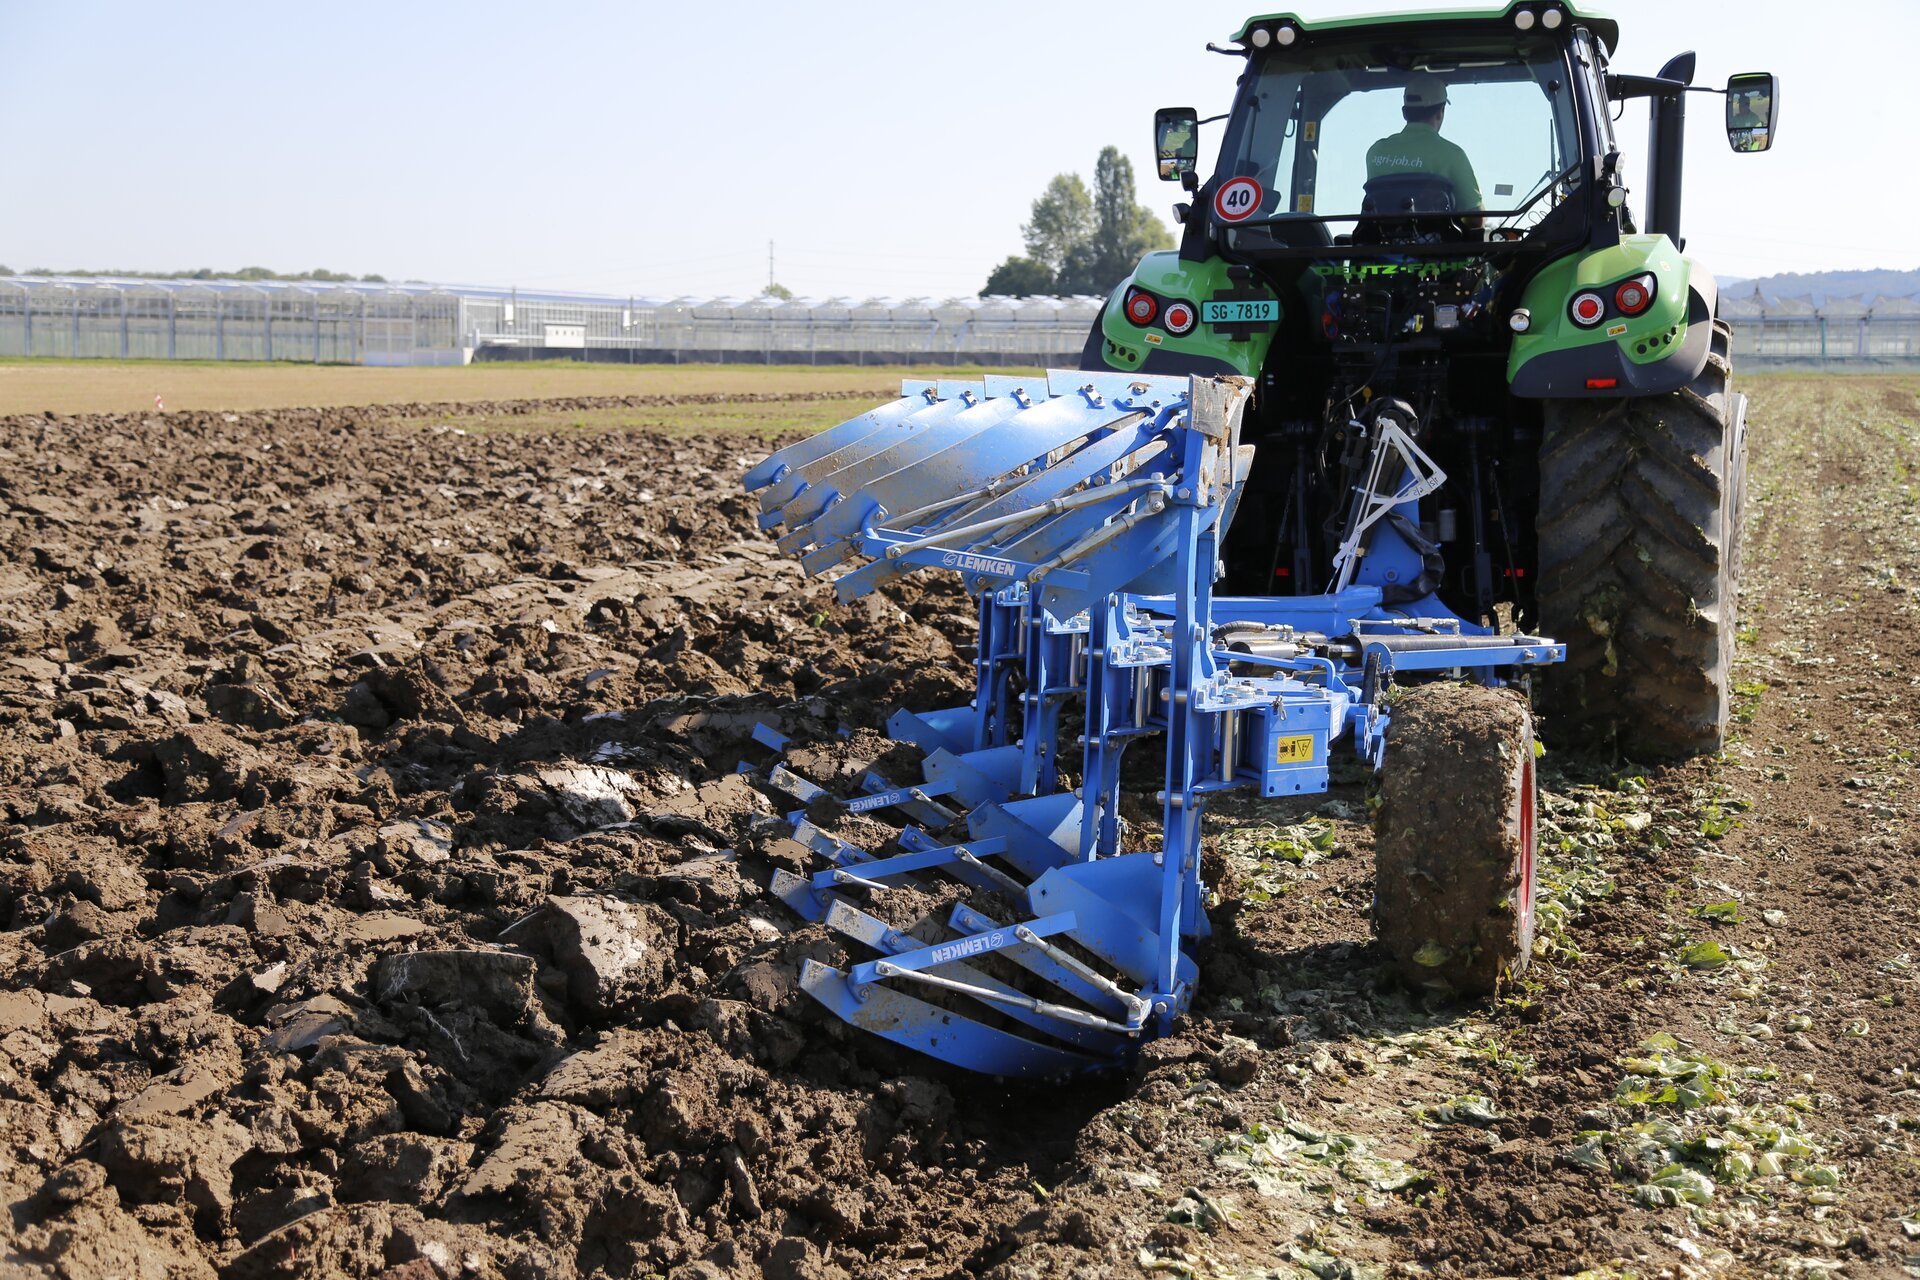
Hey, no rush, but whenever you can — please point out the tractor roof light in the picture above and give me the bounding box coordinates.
[1514,9,1536,30]
[1274,23,1297,45]
[1569,292,1606,327]
[1541,7,1564,28]
[1250,26,1271,47]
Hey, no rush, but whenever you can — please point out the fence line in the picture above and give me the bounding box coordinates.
[1,276,1913,368]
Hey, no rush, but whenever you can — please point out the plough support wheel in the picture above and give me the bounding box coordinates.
[1373,682,1538,995]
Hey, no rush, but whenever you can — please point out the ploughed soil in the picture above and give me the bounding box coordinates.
[2,376,1916,1280]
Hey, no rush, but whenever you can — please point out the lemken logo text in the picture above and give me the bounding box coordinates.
[940,551,1018,576]
[928,929,1007,965]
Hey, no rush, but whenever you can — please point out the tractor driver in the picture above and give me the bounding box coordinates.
[1366,73,1484,227]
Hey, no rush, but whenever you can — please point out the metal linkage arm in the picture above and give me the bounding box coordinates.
[879,475,1171,561]
[1330,417,1448,593]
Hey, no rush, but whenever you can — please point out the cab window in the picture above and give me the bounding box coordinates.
[1218,34,1582,236]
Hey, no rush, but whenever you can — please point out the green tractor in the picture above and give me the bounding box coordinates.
[1086,0,1777,759]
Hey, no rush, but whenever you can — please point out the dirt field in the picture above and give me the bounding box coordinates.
[0,361,1012,418]
[1,375,1915,1279]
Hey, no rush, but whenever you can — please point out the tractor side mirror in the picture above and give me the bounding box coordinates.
[1725,73,1779,153]
[1154,107,1199,182]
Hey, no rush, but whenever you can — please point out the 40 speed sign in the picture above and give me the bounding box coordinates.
[1212,177,1263,223]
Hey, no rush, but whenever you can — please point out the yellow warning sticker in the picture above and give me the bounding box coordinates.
[1274,734,1316,764]
[1295,194,1314,213]
[1606,322,1628,337]
[1303,121,1318,142]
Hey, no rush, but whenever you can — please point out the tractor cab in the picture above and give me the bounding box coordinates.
[1208,25,1597,252]
[1155,6,1618,367]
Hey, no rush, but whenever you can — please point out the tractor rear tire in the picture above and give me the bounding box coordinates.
[1078,318,1109,371]
[1535,320,1745,759]
[1374,682,1537,996]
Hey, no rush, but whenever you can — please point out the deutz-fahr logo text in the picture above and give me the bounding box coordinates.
[1311,258,1482,280]
[941,551,1017,576]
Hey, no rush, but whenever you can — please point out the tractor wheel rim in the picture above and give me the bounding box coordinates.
[1518,754,1537,937]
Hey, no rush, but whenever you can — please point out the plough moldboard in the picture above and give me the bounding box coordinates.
[742,372,1564,1077]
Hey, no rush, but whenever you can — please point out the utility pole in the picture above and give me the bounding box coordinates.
[768,240,775,293]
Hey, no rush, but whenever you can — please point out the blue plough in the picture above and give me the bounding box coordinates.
[743,372,1562,1077]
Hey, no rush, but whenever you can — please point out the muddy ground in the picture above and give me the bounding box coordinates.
[1,377,1916,1279]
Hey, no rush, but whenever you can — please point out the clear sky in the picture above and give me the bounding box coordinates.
[0,0,1906,300]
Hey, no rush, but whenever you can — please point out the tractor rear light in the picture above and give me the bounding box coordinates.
[1125,289,1158,327]
[1163,301,1197,335]
[1569,292,1606,327]
[1508,308,1532,333]
[1614,274,1655,316]
[1586,378,1618,389]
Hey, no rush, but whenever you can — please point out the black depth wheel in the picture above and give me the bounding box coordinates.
[1374,682,1537,995]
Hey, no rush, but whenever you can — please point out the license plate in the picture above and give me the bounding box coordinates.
[1202,299,1279,324]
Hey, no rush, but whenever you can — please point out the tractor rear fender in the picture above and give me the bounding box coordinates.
[1508,235,1718,399]
[1085,251,1277,377]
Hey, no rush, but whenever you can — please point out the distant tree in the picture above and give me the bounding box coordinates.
[360,273,386,283]
[764,282,794,301]
[0,264,399,282]
[1056,147,1173,296]
[984,149,1174,297]
[1023,175,1094,279]
[981,256,1057,298]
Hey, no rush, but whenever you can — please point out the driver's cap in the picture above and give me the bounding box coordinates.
[1404,73,1450,108]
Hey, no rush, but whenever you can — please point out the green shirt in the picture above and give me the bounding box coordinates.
[1365,123,1482,212]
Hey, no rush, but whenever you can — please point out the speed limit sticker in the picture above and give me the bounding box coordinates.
[1213,176,1263,222]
